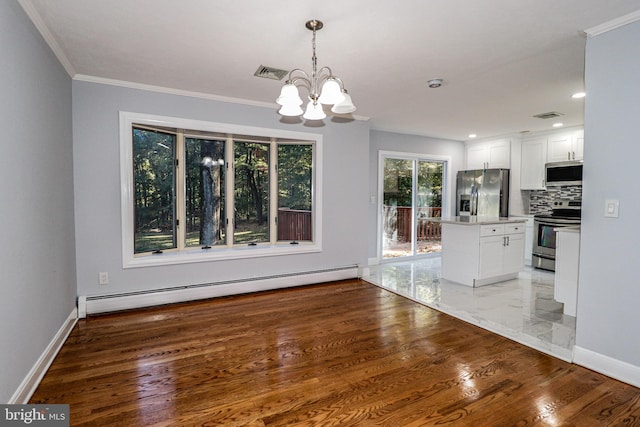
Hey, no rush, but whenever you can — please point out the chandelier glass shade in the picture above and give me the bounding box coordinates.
[276,19,356,120]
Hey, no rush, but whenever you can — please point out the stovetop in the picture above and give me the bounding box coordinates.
[534,199,582,219]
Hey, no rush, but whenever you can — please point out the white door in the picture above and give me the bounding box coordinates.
[479,236,504,279]
[503,233,525,274]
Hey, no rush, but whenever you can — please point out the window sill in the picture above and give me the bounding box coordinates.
[124,242,321,269]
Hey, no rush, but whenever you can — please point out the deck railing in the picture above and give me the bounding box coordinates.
[277,208,312,241]
[384,206,442,242]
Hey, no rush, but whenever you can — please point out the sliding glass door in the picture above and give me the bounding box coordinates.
[380,153,447,260]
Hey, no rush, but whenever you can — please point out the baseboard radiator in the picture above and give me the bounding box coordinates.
[78,265,359,317]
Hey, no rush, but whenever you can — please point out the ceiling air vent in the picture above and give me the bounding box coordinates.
[533,111,564,120]
[253,65,289,81]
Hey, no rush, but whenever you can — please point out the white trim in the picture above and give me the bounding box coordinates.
[9,308,78,404]
[573,346,640,388]
[18,0,76,76]
[76,75,373,122]
[82,267,358,315]
[585,10,640,37]
[78,296,87,319]
[119,111,323,269]
[80,74,275,109]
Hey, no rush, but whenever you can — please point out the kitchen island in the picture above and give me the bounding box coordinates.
[438,217,527,287]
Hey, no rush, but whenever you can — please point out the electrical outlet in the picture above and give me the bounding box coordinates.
[99,272,109,285]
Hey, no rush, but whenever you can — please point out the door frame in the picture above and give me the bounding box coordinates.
[376,150,452,263]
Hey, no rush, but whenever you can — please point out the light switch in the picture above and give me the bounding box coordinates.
[605,199,619,218]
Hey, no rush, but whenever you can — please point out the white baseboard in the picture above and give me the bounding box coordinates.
[573,345,640,388]
[81,266,358,315]
[10,308,78,404]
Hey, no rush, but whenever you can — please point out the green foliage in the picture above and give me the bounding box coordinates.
[383,159,443,208]
[278,145,312,210]
[234,142,269,228]
[133,126,315,251]
[133,128,176,252]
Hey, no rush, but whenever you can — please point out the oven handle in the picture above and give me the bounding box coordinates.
[535,218,581,225]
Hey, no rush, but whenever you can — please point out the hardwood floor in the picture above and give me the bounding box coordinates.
[31,280,640,426]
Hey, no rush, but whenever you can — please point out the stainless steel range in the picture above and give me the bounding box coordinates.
[532,199,581,271]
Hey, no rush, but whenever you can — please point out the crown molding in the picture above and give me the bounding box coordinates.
[73,74,370,121]
[74,74,279,108]
[585,9,640,37]
[18,0,76,77]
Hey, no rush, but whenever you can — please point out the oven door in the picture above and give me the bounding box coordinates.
[533,217,580,257]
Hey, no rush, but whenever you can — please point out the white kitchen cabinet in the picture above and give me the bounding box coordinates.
[465,139,511,170]
[547,130,584,162]
[441,220,526,287]
[520,138,548,190]
[554,228,580,316]
[503,227,525,272]
[511,215,534,266]
[479,234,504,279]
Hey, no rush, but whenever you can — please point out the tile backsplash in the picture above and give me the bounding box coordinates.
[527,185,582,215]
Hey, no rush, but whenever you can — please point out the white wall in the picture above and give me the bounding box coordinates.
[368,130,465,260]
[0,1,76,403]
[72,81,370,297]
[576,20,640,376]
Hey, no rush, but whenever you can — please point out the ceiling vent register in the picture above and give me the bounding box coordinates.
[533,111,564,119]
[254,65,289,81]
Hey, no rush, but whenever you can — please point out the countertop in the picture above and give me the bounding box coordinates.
[555,225,581,234]
[436,216,528,225]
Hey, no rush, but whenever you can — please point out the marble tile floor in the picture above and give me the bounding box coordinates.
[361,257,576,362]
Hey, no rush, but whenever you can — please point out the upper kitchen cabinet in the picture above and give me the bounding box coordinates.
[521,138,547,190]
[520,127,584,190]
[465,139,511,170]
[547,130,584,162]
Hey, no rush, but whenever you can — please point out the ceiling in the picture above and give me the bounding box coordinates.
[20,0,640,141]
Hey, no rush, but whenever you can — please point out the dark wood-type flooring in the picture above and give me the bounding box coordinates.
[31,280,640,426]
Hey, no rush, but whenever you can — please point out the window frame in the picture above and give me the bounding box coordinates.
[120,111,323,269]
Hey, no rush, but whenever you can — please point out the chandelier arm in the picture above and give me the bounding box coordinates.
[287,68,310,80]
[317,66,334,79]
[289,76,312,93]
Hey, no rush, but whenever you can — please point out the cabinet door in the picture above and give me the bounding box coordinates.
[573,133,584,161]
[487,140,511,169]
[479,236,504,279]
[503,233,525,274]
[521,138,547,190]
[547,134,573,162]
[466,144,488,170]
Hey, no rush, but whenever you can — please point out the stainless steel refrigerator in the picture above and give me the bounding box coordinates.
[455,169,510,218]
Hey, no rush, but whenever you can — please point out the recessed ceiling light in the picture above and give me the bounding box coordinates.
[572,92,586,99]
[553,122,564,128]
[468,134,477,138]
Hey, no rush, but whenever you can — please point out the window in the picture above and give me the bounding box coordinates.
[121,112,322,268]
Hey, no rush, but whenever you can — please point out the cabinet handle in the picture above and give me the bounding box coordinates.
[567,152,571,160]
[507,236,510,246]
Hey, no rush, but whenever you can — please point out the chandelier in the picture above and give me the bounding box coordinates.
[276,19,356,121]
